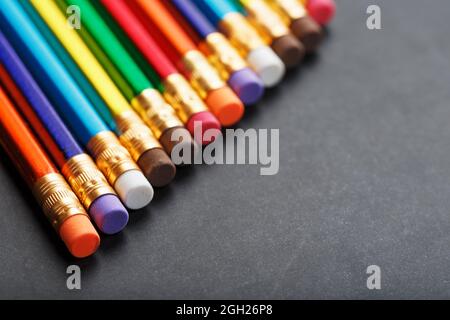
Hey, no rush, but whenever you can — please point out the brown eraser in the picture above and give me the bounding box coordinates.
[291,16,323,53]
[137,147,176,187]
[160,126,199,165]
[271,34,305,68]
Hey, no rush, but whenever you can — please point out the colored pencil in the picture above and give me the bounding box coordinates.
[138,0,250,122]
[0,0,153,210]
[236,0,305,67]
[30,0,176,188]
[127,0,243,127]
[171,0,265,105]
[267,0,323,53]
[0,86,100,258]
[100,0,222,145]
[192,0,285,87]
[62,0,197,164]
[0,31,129,235]
[20,0,117,131]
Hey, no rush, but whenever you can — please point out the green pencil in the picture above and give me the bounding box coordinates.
[61,0,196,156]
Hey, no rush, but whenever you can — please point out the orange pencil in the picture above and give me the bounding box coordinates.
[132,0,244,127]
[0,86,100,258]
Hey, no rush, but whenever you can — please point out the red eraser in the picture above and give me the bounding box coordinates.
[187,111,222,145]
[307,0,336,25]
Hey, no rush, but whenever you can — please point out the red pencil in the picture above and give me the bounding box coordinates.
[0,64,66,167]
[101,0,222,145]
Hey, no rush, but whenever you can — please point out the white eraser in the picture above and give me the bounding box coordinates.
[114,170,154,210]
[247,46,286,88]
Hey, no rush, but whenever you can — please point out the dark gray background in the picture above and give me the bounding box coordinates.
[1,0,450,299]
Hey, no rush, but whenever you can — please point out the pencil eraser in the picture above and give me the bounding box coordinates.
[291,17,323,53]
[228,68,265,105]
[247,46,285,88]
[187,111,222,145]
[307,0,336,25]
[160,127,199,165]
[89,194,129,234]
[137,148,176,187]
[205,87,244,127]
[271,34,305,68]
[59,214,100,258]
[114,169,154,210]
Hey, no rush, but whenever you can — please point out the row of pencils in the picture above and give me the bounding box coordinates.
[0,0,335,258]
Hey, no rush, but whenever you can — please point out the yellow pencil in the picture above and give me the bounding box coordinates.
[30,0,176,187]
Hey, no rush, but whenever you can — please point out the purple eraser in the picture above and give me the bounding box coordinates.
[89,194,129,235]
[228,68,265,105]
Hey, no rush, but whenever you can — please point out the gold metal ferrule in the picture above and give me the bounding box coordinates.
[219,12,266,57]
[201,32,248,81]
[32,173,88,231]
[244,0,291,42]
[269,0,307,24]
[87,131,139,185]
[163,73,208,123]
[115,110,162,162]
[131,88,183,139]
[62,153,115,210]
[182,50,225,99]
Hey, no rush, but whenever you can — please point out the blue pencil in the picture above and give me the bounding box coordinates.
[0,0,153,210]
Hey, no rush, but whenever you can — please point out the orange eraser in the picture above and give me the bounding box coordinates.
[59,214,100,258]
[205,87,244,127]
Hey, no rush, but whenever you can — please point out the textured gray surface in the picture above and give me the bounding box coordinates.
[1,0,450,299]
